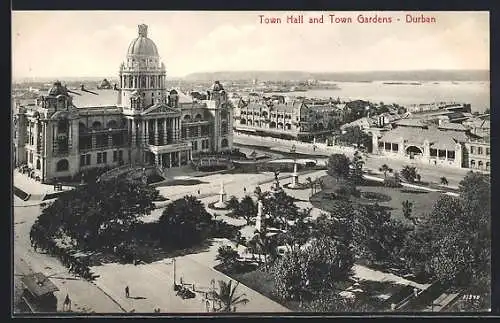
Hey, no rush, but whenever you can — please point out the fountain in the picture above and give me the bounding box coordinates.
[213,181,228,209]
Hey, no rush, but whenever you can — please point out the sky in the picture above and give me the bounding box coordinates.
[12,11,489,79]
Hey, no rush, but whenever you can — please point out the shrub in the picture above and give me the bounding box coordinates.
[360,191,392,202]
[384,177,402,188]
[335,184,361,198]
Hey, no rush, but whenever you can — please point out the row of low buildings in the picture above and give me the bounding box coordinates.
[13,24,234,183]
[371,115,490,172]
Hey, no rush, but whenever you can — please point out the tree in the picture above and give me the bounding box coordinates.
[283,208,312,254]
[32,179,158,249]
[226,196,240,211]
[211,280,249,312]
[401,172,490,300]
[400,166,418,183]
[261,189,299,230]
[233,196,257,224]
[440,177,449,186]
[349,151,365,184]
[353,203,410,264]
[402,200,414,222]
[254,186,262,199]
[216,245,239,267]
[272,237,354,304]
[327,154,351,182]
[159,195,213,247]
[379,164,393,178]
[337,126,372,152]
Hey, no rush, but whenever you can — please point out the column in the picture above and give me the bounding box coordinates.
[131,119,136,145]
[154,153,159,166]
[163,118,168,145]
[155,119,159,145]
[169,152,172,168]
[108,133,113,147]
[177,118,181,141]
[33,121,39,153]
[145,120,149,145]
[159,154,163,168]
[177,151,181,167]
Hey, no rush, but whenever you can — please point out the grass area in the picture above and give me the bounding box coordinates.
[224,267,301,311]
[311,176,442,224]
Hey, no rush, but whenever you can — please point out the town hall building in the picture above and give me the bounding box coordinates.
[13,24,233,182]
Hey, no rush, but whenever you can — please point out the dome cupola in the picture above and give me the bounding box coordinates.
[127,24,159,57]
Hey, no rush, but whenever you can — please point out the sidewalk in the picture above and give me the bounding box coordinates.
[14,171,74,200]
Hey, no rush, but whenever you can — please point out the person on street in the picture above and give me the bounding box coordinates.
[63,294,71,311]
[125,286,130,298]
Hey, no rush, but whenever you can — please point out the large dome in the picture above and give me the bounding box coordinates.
[127,24,159,57]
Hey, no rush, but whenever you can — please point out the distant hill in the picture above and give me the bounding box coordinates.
[184,70,489,82]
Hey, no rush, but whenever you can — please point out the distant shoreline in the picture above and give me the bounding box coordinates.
[13,69,489,84]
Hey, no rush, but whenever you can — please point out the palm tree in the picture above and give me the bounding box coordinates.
[379,164,393,178]
[212,280,249,312]
[440,177,449,186]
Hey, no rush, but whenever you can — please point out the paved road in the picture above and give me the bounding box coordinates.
[234,134,474,187]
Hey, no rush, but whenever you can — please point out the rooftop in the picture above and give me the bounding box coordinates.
[21,273,59,297]
[69,89,120,108]
[380,125,469,151]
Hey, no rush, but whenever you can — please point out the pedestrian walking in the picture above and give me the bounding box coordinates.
[243,187,246,193]
[63,294,71,311]
[125,286,130,298]
[197,189,201,195]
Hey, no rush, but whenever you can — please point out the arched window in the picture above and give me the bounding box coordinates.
[36,159,41,170]
[195,114,202,121]
[470,160,476,168]
[486,162,490,170]
[184,115,191,121]
[478,160,483,169]
[240,119,246,125]
[56,159,69,172]
[221,139,228,147]
[58,119,68,133]
[92,121,102,130]
[269,121,276,128]
[107,120,118,129]
[79,122,87,133]
[285,123,292,130]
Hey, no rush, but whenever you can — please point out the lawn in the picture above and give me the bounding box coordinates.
[310,176,442,224]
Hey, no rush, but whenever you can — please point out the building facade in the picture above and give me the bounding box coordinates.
[233,96,342,140]
[372,119,490,172]
[464,140,490,171]
[13,24,233,182]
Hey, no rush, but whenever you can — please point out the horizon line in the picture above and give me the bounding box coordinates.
[13,68,490,82]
